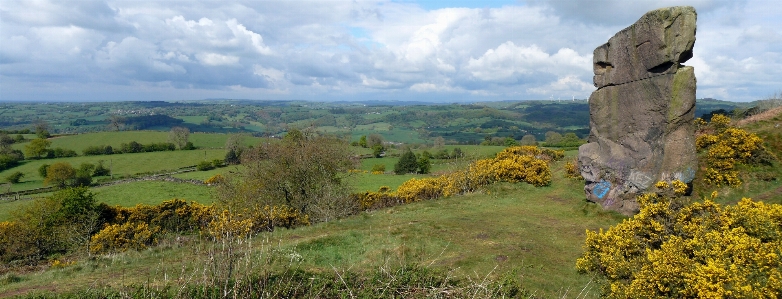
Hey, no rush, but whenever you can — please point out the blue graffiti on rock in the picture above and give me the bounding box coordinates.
[593,180,612,199]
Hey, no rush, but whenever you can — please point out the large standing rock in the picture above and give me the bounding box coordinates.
[578,6,698,215]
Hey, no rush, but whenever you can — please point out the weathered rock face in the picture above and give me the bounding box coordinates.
[578,6,698,215]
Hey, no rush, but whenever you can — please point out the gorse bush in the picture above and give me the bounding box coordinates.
[88,200,308,254]
[695,115,775,187]
[577,181,782,298]
[356,146,558,210]
[89,222,158,254]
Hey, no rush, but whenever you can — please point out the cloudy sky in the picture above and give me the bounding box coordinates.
[1,0,780,103]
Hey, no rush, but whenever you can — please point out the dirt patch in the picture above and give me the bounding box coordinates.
[475,232,489,240]
[495,255,508,263]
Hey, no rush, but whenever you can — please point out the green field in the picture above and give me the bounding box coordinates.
[92,181,213,207]
[0,150,226,191]
[11,131,260,153]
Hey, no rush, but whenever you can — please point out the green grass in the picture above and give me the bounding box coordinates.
[11,131,260,153]
[351,172,421,192]
[92,181,213,207]
[0,160,624,297]
[0,150,226,192]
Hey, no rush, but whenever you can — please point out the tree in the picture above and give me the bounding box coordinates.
[433,136,446,148]
[216,129,358,223]
[93,160,110,176]
[45,162,76,188]
[38,164,49,178]
[417,155,431,174]
[520,134,537,146]
[108,115,126,131]
[560,133,583,146]
[225,134,246,164]
[225,134,246,154]
[452,147,464,159]
[367,134,383,149]
[4,171,24,184]
[24,138,51,159]
[73,163,94,187]
[168,126,190,150]
[394,149,419,174]
[372,144,384,158]
[34,120,50,139]
[358,135,368,148]
[544,131,563,145]
[0,133,13,150]
[504,137,519,147]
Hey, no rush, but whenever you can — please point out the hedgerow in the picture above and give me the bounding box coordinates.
[577,181,782,297]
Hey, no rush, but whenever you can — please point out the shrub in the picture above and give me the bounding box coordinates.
[89,222,158,254]
[49,147,78,158]
[564,160,582,179]
[696,117,773,187]
[577,183,782,298]
[357,146,552,209]
[93,161,110,177]
[394,149,418,174]
[211,159,223,168]
[38,164,49,178]
[371,164,385,174]
[417,155,431,174]
[196,160,215,171]
[204,174,225,185]
[4,171,24,184]
[44,162,76,187]
[0,152,23,171]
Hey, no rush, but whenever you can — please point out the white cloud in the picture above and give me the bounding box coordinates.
[1,0,780,102]
[196,53,240,66]
[528,75,595,96]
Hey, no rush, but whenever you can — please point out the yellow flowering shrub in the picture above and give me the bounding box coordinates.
[354,146,552,210]
[205,210,254,241]
[396,177,448,202]
[108,199,215,233]
[89,222,158,254]
[564,160,582,179]
[710,114,732,131]
[204,174,225,185]
[577,183,782,298]
[249,204,310,232]
[696,116,772,187]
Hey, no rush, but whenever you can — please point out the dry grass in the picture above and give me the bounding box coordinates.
[736,105,782,126]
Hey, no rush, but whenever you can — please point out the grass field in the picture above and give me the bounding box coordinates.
[11,131,260,153]
[0,150,226,192]
[92,181,213,207]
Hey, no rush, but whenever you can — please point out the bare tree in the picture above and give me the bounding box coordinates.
[169,126,190,149]
[108,115,126,131]
[433,136,445,148]
[367,134,384,149]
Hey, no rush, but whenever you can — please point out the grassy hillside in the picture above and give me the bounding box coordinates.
[0,156,625,297]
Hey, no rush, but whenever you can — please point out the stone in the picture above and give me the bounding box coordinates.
[578,6,698,215]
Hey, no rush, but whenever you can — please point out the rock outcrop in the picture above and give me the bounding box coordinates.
[578,6,698,215]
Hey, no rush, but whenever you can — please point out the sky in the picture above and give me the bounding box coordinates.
[1,0,780,103]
